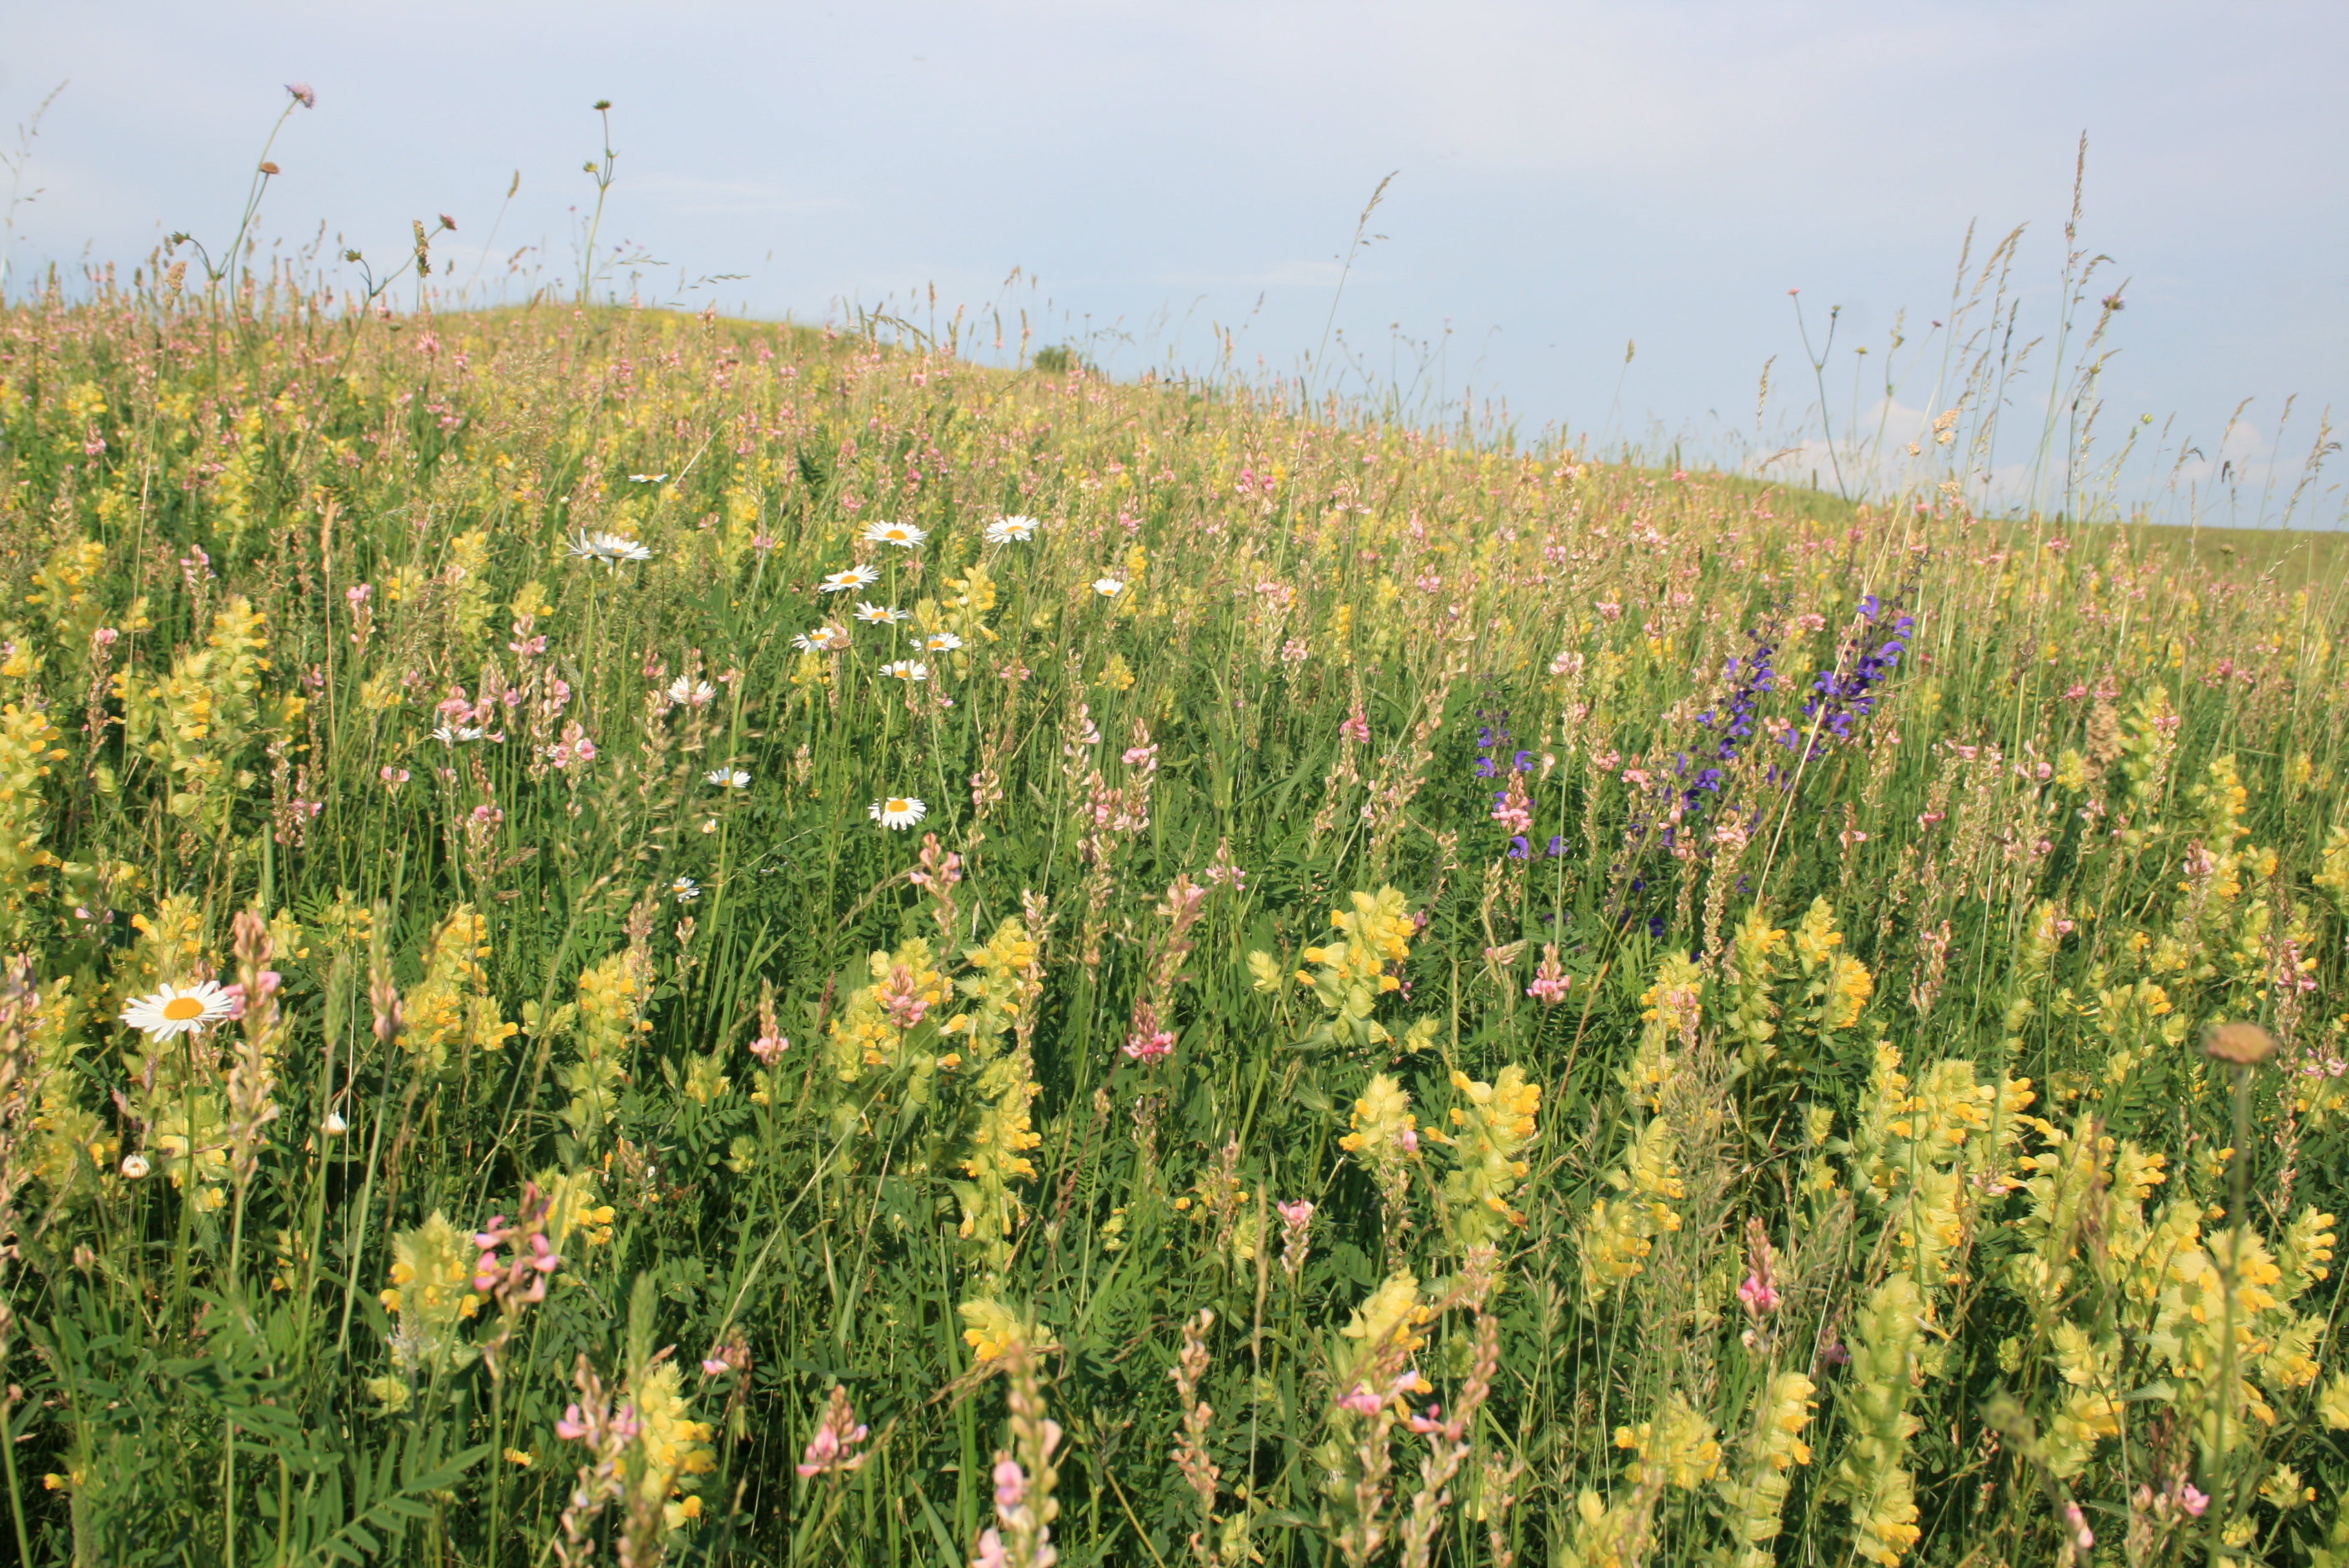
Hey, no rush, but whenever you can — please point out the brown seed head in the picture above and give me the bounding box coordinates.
[259,161,281,177]
[2204,1022,2276,1067]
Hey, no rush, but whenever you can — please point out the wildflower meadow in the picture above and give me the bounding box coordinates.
[0,233,2346,1568]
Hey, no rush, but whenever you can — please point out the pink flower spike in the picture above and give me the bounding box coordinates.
[796,1427,840,1476]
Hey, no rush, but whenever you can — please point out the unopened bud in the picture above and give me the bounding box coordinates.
[2204,1022,2276,1067]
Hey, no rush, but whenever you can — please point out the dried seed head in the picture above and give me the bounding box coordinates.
[2203,1021,2276,1067]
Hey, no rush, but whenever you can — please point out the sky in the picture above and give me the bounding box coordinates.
[7,0,2345,523]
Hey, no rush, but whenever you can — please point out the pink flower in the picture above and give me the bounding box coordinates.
[1336,1384,1384,1415]
[1122,1029,1175,1065]
[1276,1199,1314,1229]
[2178,1483,2209,1517]
[971,1528,1011,1568]
[796,1426,842,1476]
[751,1034,789,1064]
[702,1357,729,1376]
[555,1404,588,1442]
[1406,1404,1445,1435]
[1738,1273,1781,1315]
[1399,1126,1419,1153]
[992,1457,1027,1508]
[1340,704,1370,745]
[1527,944,1572,1005]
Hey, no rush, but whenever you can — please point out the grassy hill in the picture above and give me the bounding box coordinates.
[0,289,2345,1565]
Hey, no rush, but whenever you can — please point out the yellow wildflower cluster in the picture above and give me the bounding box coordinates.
[2315,822,2349,920]
[370,1212,482,1408]
[1434,1064,1541,1248]
[1612,1390,1720,1490]
[2039,1321,2124,1479]
[958,1295,1029,1363]
[1552,1485,1662,1568]
[953,1048,1044,1270]
[24,538,112,661]
[1296,886,1426,1049]
[402,905,518,1072]
[1789,897,1872,1037]
[0,671,66,937]
[1715,1372,1817,1568]
[541,1169,619,1249]
[557,947,652,1151]
[1845,1043,2032,1285]
[1625,953,1703,1111]
[1718,906,1789,1068]
[1577,1117,1686,1302]
[1335,1269,1432,1382]
[24,975,113,1201]
[112,596,272,831]
[824,937,951,1085]
[1825,1276,1926,1565]
[630,1360,717,1530]
[1336,1073,1421,1197]
[2151,1222,2331,1455]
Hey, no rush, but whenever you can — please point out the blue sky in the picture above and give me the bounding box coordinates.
[8,1,2344,520]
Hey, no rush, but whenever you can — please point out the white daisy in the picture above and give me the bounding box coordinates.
[862,520,928,549]
[627,473,669,484]
[430,724,487,745]
[707,767,751,787]
[792,624,853,653]
[567,530,652,565]
[868,796,927,830]
[1092,577,1125,596]
[878,660,929,682]
[121,979,237,1041]
[984,515,1039,544]
[672,876,702,902]
[817,565,880,594]
[121,1153,151,1179]
[853,601,908,625]
[667,676,716,706]
[920,631,963,653]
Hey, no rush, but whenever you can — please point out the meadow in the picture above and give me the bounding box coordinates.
[0,263,2345,1568]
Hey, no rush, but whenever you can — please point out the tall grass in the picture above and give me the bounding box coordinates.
[0,254,2344,1568]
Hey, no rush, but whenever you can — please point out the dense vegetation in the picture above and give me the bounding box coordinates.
[0,276,2346,1566]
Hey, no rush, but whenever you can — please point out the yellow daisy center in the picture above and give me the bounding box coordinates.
[162,996,206,1021]
[887,799,911,813]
